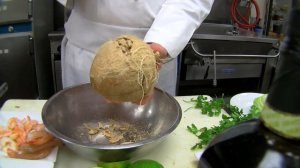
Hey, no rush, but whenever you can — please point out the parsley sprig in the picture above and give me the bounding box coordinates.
[187,97,261,150]
[185,95,225,117]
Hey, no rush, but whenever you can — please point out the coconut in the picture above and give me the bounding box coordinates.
[90,35,158,102]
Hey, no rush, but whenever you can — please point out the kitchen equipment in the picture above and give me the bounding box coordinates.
[42,84,182,162]
[0,0,54,105]
[179,23,279,97]
[0,33,38,106]
[48,31,64,92]
[199,1,300,167]
[198,120,300,168]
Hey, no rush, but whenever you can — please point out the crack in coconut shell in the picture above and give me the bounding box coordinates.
[90,35,158,102]
[117,37,133,55]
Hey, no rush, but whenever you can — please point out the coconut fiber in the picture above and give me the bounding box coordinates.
[90,35,158,102]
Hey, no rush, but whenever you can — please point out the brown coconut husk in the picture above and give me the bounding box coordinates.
[90,35,159,102]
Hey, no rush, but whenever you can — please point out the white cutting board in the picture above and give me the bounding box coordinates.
[132,96,225,168]
[0,109,59,168]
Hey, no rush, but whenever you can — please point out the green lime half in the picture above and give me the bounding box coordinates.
[96,160,131,168]
[129,159,164,168]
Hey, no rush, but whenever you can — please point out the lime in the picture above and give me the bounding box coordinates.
[96,160,131,168]
[129,159,164,168]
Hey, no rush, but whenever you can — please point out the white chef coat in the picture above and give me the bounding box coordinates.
[58,0,213,96]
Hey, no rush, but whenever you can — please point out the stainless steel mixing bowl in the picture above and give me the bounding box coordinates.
[42,84,182,162]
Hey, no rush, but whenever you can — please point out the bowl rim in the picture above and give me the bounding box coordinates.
[42,83,182,150]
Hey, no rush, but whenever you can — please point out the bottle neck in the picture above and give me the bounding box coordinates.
[266,8,300,115]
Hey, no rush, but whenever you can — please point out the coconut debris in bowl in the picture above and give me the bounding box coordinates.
[78,120,150,145]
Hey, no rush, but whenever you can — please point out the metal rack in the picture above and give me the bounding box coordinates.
[178,24,280,97]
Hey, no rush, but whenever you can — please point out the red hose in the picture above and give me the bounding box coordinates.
[231,0,260,30]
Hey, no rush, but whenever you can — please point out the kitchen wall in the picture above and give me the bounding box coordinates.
[251,0,268,28]
[206,0,270,31]
[270,0,292,35]
[204,0,233,24]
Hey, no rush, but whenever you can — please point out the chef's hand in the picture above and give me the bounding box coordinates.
[148,42,168,70]
[130,43,168,105]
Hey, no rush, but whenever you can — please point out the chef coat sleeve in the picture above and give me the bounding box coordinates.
[57,0,74,9]
[144,0,214,58]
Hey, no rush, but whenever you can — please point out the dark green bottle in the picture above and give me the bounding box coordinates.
[199,0,300,167]
[261,0,300,139]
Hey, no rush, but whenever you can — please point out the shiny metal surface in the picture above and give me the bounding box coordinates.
[190,23,279,58]
[194,23,277,44]
[0,82,8,99]
[0,33,38,106]
[180,23,279,95]
[42,84,182,162]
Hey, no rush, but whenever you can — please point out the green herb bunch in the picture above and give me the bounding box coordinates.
[187,95,265,150]
[185,95,225,117]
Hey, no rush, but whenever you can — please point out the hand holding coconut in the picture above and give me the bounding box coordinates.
[90,35,166,105]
